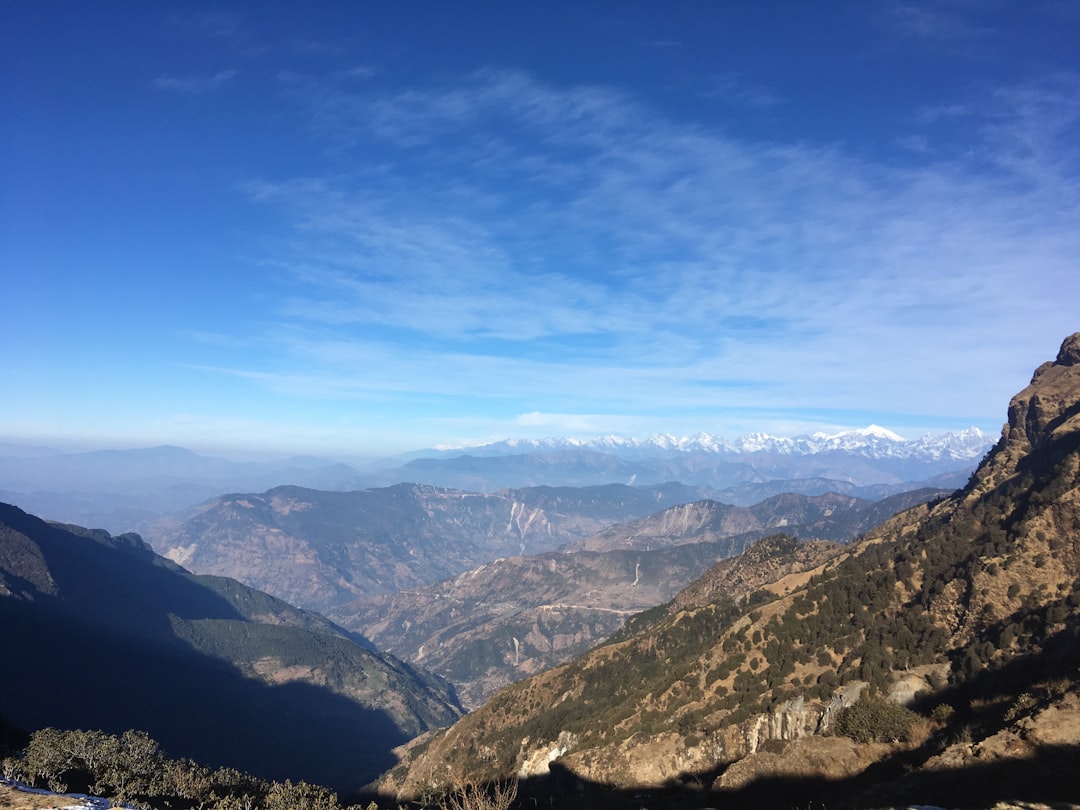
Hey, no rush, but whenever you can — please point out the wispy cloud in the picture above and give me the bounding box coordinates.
[699,72,783,108]
[226,67,1079,438]
[166,10,265,56]
[153,69,238,95]
[882,1,995,44]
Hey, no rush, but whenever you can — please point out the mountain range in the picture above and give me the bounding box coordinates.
[141,482,716,615]
[395,427,990,494]
[0,427,991,534]
[433,424,991,461]
[1,336,1078,809]
[140,483,944,706]
[378,333,1080,808]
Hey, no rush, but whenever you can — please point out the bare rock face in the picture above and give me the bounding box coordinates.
[974,332,1080,494]
[1010,337,1080,445]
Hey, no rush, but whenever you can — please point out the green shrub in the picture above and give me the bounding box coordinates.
[834,694,921,744]
[930,704,955,724]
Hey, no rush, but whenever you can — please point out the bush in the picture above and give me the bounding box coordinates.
[1004,692,1038,723]
[930,704,955,725]
[834,695,922,744]
[435,779,518,810]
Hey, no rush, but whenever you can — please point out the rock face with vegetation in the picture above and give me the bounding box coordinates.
[378,334,1080,809]
[0,504,461,792]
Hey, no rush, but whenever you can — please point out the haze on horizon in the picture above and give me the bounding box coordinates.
[2,2,1078,457]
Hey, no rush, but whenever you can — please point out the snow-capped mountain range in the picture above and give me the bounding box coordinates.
[436,426,994,463]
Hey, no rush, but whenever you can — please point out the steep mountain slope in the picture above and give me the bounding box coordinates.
[0,504,461,792]
[143,482,714,615]
[379,334,1080,808]
[343,490,938,708]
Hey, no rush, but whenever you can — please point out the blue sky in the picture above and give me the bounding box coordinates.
[2,2,1078,457]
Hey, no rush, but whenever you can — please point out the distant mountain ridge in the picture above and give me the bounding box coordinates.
[399,434,987,494]
[0,427,990,533]
[433,425,992,461]
[143,482,717,615]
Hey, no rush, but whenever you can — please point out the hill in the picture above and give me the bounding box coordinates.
[569,488,943,552]
[341,489,939,708]
[0,504,461,792]
[377,334,1080,809]
[142,482,716,615]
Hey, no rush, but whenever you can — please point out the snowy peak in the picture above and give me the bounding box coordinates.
[908,426,999,461]
[451,427,994,462]
[819,424,906,442]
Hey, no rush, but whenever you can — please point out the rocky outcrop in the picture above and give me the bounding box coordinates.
[970,333,1080,495]
[1012,333,1080,446]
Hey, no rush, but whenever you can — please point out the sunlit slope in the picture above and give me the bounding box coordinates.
[381,334,1080,806]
